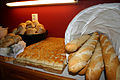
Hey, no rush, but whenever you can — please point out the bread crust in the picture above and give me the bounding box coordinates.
[68,32,99,73]
[100,34,120,80]
[15,37,67,74]
[65,34,90,53]
[85,42,104,80]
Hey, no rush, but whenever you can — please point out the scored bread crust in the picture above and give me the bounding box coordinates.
[68,32,99,73]
[65,34,91,53]
[100,34,120,80]
[85,42,104,80]
[15,37,67,74]
[68,52,89,75]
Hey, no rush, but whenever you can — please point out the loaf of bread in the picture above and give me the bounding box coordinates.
[12,28,18,34]
[68,32,99,73]
[116,65,120,80]
[0,27,8,39]
[68,53,75,61]
[100,34,120,80]
[25,20,35,28]
[26,28,37,35]
[17,23,26,35]
[78,61,89,75]
[65,34,90,53]
[0,39,15,48]
[36,24,46,34]
[0,33,22,48]
[85,42,104,80]
[68,52,89,75]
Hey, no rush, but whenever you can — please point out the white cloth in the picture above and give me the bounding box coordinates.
[65,3,120,60]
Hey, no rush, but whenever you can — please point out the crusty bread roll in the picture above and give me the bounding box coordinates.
[0,39,15,48]
[36,24,46,34]
[85,42,104,80]
[0,27,8,39]
[12,35,22,43]
[0,33,22,48]
[100,34,120,80]
[17,23,26,35]
[65,34,90,53]
[18,23,26,28]
[32,20,39,27]
[26,28,37,35]
[68,32,99,73]
[5,33,16,40]
[25,20,35,28]
[12,28,18,34]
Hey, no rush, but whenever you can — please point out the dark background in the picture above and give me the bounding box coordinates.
[0,0,120,38]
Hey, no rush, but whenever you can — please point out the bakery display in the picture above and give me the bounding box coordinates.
[15,37,67,74]
[68,32,99,73]
[12,20,46,35]
[65,34,90,53]
[100,34,120,80]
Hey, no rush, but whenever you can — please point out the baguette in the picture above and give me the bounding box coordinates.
[86,42,104,80]
[65,34,90,53]
[78,61,89,75]
[68,32,99,73]
[69,52,89,75]
[116,65,120,80]
[100,34,120,80]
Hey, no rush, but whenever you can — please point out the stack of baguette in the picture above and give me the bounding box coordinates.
[66,32,120,80]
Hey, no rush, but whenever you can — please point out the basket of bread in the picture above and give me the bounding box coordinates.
[12,20,48,46]
[0,26,26,62]
[65,3,120,80]
[65,32,120,80]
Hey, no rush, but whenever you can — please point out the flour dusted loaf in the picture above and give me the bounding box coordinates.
[0,33,22,48]
[68,32,99,73]
[100,34,120,80]
[86,42,104,80]
[65,34,90,53]
[68,52,89,75]
[15,37,67,74]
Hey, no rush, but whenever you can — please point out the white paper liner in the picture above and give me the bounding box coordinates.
[6,61,105,80]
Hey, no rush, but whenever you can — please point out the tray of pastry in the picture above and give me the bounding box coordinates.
[14,37,67,74]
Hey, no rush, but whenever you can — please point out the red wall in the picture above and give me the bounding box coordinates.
[0,0,120,38]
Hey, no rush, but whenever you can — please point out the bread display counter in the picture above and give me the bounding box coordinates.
[0,37,74,80]
[0,32,119,80]
[0,3,120,80]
